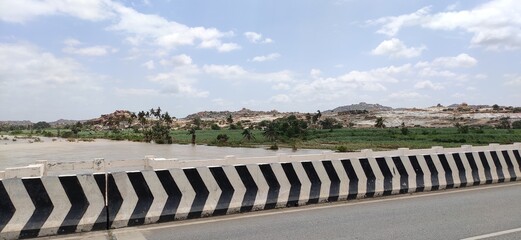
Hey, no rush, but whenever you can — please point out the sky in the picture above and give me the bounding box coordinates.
[1,0,520,121]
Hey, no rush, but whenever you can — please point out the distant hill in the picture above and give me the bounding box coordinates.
[49,119,84,126]
[326,102,393,113]
[0,120,32,126]
[185,108,281,120]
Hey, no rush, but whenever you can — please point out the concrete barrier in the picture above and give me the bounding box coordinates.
[103,147,521,230]
[0,144,520,239]
[0,174,107,239]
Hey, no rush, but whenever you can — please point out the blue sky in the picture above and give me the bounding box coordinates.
[1,0,520,121]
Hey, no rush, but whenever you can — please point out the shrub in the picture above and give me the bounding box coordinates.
[216,134,229,143]
[513,120,521,129]
[336,145,348,152]
[268,143,279,150]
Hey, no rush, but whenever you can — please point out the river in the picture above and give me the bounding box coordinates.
[0,136,325,169]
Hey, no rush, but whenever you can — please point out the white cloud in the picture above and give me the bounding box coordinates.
[109,3,240,52]
[417,68,461,79]
[369,0,521,50]
[272,83,291,90]
[310,69,321,78]
[145,60,209,97]
[0,42,98,86]
[212,98,232,106]
[203,64,294,83]
[270,94,291,103]
[446,2,460,11]
[159,54,192,66]
[0,42,105,119]
[1,1,240,53]
[244,31,273,44]
[0,0,115,23]
[504,74,521,86]
[415,53,477,74]
[216,43,241,52]
[371,38,426,58]
[251,53,280,62]
[143,60,155,70]
[389,91,425,100]
[62,38,117,56]
[428,54,477,68]
[290,64,412,103]
[203,64,248,77]
[115,88,158,96]
[414,80,444,90]
[148,69,208,97]
[368,6,431,37]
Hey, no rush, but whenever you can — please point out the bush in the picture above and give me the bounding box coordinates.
[513,120,521,129]
[211,124,221,130]
[336,145,349,152]
[268,143,279,150]
[216,134,229,143]
[60,131,75,138]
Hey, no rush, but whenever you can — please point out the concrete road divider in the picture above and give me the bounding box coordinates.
[1,144,520,239]
[0,174,107,239]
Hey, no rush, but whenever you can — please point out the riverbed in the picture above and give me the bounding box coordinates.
[0,136,325,169]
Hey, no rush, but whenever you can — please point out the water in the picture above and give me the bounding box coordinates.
[0,136,324,169]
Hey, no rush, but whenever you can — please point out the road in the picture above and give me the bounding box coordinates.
[46,182,521,240]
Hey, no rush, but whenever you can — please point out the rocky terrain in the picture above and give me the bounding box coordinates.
[2,103,521,129]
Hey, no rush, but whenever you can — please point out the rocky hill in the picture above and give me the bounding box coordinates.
[325,102,393,113]
[185,108,282,120]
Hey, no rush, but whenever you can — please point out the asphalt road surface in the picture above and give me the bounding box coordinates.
[47,182,521,240]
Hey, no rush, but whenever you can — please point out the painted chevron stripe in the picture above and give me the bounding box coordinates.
[169,168,195,220]
[501,150,517,181]
[222,165,246,214]
[465,152,481,186]
[78,174,106,232]
[375,157,393,196]
[322,160,340,202]
[302,161,321,204]
[155,169,182,222]
[505,150,521,179]
[209,167,234,215]
[235,165,257,212]
[490,151,505,182]
[0,175,106,240]
[259,164,280,210]
[20,178,53,239]
[269,163,290,209]
[56,176,86,235]
[198,167,222,216]
[0,181,15,234]
[281,162,301,207]
[340,159,359,200]
[247,164,269,211]
[185,168,209,219]
[127,172,153,226]
[40,177,72,237]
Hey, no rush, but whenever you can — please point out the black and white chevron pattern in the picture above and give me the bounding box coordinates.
[0,174,107,239]
[104,149,521,229]
[1,149,520,239]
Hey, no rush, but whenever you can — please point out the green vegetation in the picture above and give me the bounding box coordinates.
[2,107,520,152]
[3,127,521,152]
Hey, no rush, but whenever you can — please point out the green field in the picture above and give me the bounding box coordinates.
[3,127,521,152]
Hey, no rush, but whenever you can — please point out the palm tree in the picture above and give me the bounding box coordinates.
[262,122,278,142]
[374,117,386,128]
[242,128,255,141]
[187,128,196,144]
[226,114,234,124]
